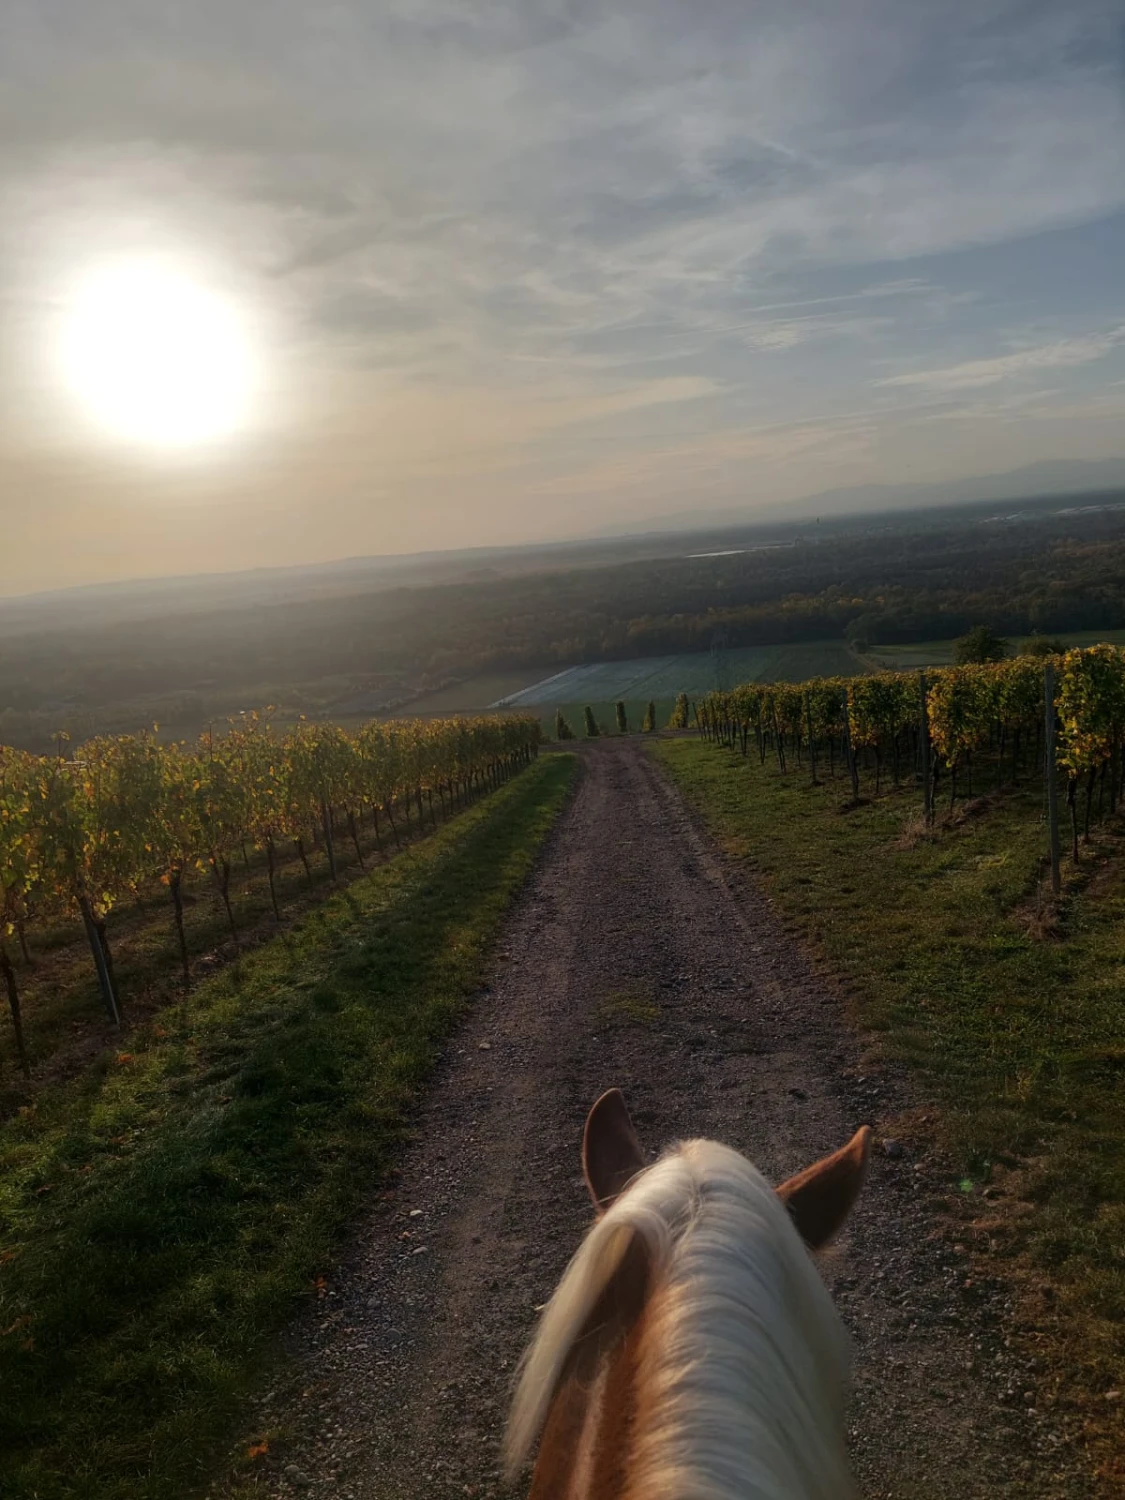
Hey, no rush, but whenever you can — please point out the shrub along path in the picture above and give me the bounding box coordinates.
[226,740,1091,1500]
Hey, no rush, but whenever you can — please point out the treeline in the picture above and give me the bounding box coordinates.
[5,500,1125,748]
[0,713,541,1070]
[695,645,1125,851]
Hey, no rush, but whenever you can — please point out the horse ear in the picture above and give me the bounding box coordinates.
[582,1089,646,1214]
[776,1125,872,1250]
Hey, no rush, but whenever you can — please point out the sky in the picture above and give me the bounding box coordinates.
[2,0,1125,594]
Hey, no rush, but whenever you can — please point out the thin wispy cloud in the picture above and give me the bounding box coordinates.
[880,327,1125,391]
[1,0,1124,588]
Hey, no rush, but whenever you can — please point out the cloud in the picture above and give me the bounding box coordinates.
[879,327,1125,390]
[5,4,1124,322]
[3,0,1125,582]
[524,405,881,501]
[528,376,719,429]
[921,386,1125,428]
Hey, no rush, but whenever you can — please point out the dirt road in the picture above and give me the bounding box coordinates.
[243,741,1090,1499]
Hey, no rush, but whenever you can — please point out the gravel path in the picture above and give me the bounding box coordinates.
[237,741,1092,1500]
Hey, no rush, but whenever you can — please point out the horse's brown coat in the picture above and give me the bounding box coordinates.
[530,1308,648,1500]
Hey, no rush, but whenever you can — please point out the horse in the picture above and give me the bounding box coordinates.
[505,1089,871,1500]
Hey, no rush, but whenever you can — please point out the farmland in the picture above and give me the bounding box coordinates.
[379,641,872,745]
[7,496,1125,753]
[4,650,1123,1493]
[867,628,1125,670]
[6,502,1125,1494]
[387,669,552,716]
[496,639,869,707]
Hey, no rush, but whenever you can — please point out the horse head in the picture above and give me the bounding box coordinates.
[507,1090,871,1500]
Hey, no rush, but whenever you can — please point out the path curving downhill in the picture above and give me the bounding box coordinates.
[236,740,1090,1500]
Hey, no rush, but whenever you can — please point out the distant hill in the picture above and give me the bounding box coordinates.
[778,458,1125,521]
[6,457,1125,626]
[0,534,682,626]
[600,457,1125,535]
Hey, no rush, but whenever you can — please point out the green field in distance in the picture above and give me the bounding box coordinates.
[395,631,1125,732]
[494,640,869,707]
[867,627,1125,670]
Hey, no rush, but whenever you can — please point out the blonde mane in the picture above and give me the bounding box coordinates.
[506,1139,853,1500]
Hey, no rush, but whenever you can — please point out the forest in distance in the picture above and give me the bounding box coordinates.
[3,488,1125,751]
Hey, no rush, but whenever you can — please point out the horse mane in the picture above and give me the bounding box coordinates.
[506,1139,853,1499]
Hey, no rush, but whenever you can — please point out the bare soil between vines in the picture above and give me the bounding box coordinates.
[225,740,1092,1500]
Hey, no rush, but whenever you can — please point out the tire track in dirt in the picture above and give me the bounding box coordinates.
[239,742,1090,1500]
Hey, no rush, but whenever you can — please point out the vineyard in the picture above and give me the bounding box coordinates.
[691,645,1125,868]
[0,712,541,1077]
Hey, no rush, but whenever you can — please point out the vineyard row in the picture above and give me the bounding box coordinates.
[686,644,1125,861]
[0,712,542,1074]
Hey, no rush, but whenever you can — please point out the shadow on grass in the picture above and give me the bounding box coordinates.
[0,754,577,1500]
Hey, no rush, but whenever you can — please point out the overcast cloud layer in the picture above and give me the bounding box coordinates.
[2,0,1124,591]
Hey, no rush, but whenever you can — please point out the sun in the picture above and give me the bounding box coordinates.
[60,260,257,448]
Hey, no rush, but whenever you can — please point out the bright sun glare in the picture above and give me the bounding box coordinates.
[60,260,257,448]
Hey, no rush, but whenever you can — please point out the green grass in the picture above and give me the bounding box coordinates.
[869,628,1125,670]
[0,753,576,1500]
[656,738,1125,1463]
[395,668,557,715]
[594,984,662,1029]
[542,699,677,740]
[498,640,870,708]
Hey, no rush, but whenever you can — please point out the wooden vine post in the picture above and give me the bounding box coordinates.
[1044,661,1061,896]
[0,943,30,1076]
[78,895,121,1026]
[805,692,818,786]
[840,686,859,801]
[919,671,933,826]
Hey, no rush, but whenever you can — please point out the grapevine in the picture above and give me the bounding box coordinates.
[695,645,1125,842]
[0,711,541,1061]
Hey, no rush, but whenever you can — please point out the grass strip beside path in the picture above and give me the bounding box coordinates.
[656,738,1125,1478]
[0,753,576,1500]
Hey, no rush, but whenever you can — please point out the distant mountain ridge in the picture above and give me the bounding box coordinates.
[602,457,1125,535]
